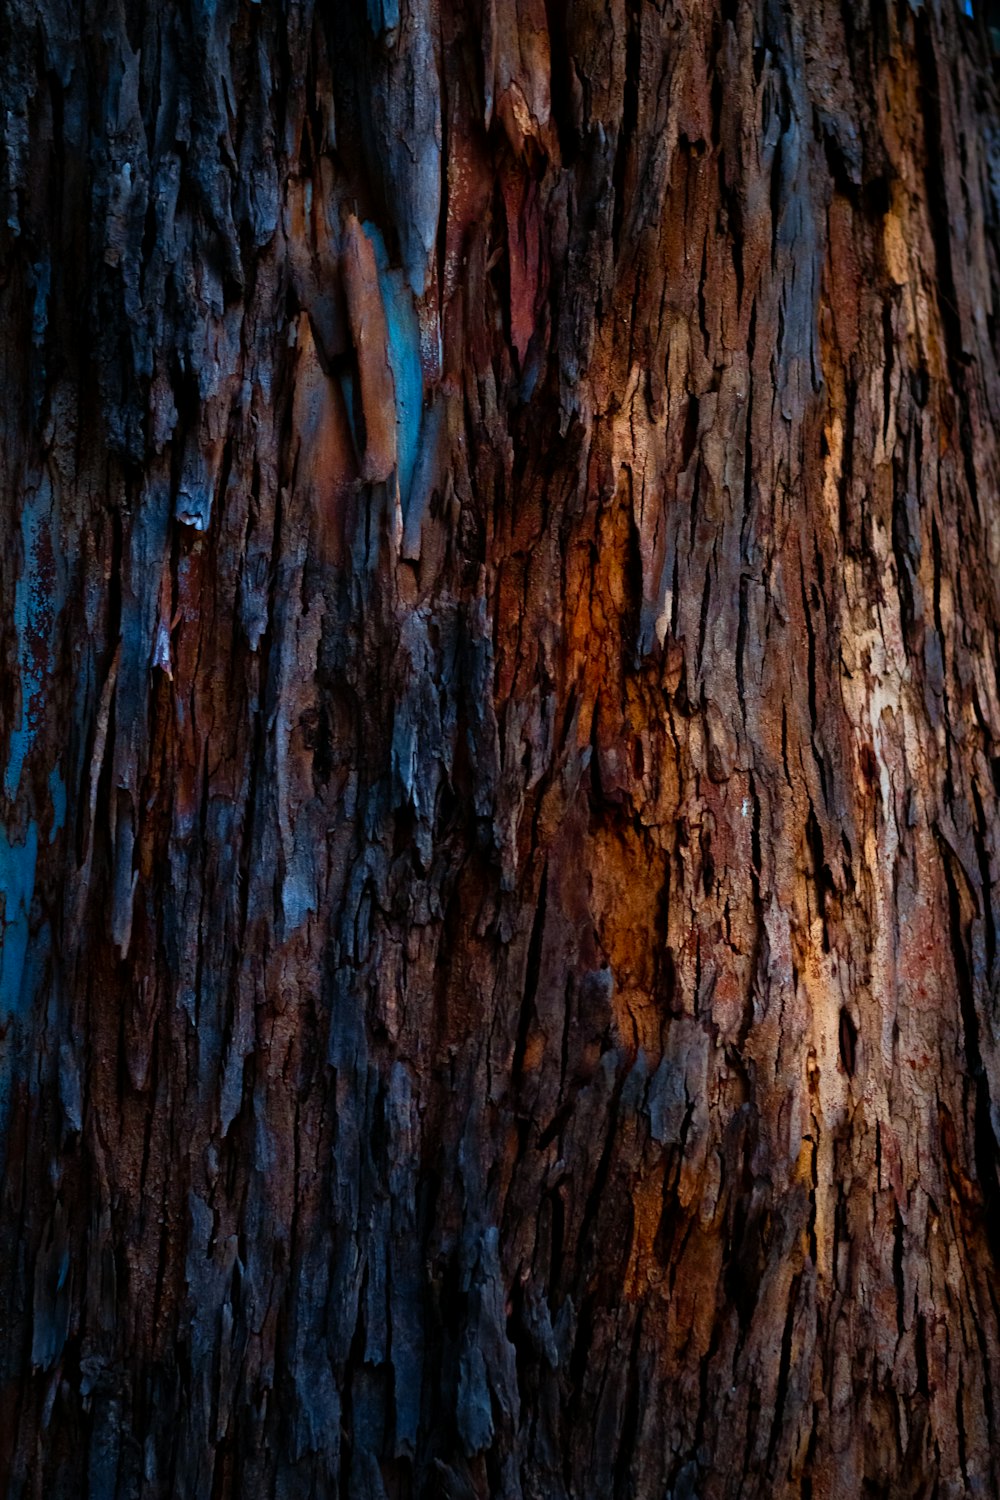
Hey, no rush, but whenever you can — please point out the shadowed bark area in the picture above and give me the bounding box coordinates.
[3,0,1000,1495]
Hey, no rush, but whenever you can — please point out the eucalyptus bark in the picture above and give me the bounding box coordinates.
[3,1,1000,1496]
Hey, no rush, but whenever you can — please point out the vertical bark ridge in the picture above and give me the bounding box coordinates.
[3,1,1000,1496]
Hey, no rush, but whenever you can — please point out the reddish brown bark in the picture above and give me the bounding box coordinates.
[3,1,1000,1496]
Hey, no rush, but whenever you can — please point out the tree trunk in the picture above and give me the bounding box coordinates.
[3,1,1000,1495]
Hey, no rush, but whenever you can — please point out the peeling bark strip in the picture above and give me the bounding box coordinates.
[3,1,1000,1496]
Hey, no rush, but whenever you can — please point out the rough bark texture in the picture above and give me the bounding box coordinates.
[3,1,1000,1496]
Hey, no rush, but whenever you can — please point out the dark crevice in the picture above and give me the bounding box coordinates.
[741,298,756,556]
[697,556,713,670]
[799,556,829,809]
[891,452,917,648]
[543,0,579,165]
[611,0,641,260]
[805,805,834,950]
[892,1200,905,1338]
[736,573,749,711]
[767,1271,802,1467]
[839,1007,857,1078]
[971,778,996,976]
[881,299,894,446]
[512,861,549,1102]
[681,393,700,471]
[915,11,981,523]
[612,1311,644,1499]
[957,1368,969,1489]
[938,836,1000,1264]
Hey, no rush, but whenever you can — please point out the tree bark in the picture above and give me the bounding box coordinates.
[3,0,1000,1495]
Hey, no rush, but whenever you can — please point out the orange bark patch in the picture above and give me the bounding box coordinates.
[342,214,396,483]
[624,1158,667,1301]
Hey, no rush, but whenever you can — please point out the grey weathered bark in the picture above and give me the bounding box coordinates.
[3,0,1000,1495]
